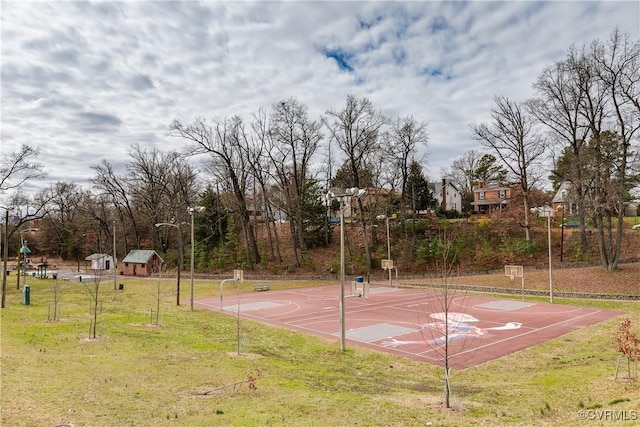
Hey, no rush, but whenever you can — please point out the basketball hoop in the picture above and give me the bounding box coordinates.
[504,265,525,301]
[381,259,393,270]
[504,265,523,280]
[233,269,244,282]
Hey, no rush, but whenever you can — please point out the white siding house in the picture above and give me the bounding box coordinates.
[431,179,463,214]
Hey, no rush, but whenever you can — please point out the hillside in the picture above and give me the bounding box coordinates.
[250,219,640,282]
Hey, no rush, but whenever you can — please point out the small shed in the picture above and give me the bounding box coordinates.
[121,250,163,277]
[85,253,116,271]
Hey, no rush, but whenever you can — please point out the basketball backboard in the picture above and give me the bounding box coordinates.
[504,265,523,279]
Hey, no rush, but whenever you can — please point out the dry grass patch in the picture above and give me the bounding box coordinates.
[2,271,639,426]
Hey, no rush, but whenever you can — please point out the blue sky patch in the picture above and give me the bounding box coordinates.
[320,47,355,73]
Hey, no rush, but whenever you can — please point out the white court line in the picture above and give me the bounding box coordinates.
[448,309,614,359]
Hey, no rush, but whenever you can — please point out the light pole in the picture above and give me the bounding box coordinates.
[112,221,117,291]
[1,206,11,308]
[155,222,184,306]
[327,187,364,352]
[188,206,204,311]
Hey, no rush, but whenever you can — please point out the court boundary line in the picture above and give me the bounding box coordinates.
[194,284,621,369]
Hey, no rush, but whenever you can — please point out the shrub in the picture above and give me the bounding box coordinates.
[475,217,492,230]
[500,237,538,258]
[416,238,443,264]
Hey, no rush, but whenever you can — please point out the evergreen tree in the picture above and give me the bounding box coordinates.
[330,160,374,189]
[474,154,508,185]
[198,186,229,253]
[406,161,436,212]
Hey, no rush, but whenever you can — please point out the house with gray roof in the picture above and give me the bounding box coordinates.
[551,181,577,217]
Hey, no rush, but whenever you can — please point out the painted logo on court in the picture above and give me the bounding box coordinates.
[382,312,522,347]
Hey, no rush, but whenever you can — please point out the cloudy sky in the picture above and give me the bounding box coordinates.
[2,1,639,195]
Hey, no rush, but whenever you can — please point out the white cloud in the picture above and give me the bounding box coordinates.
[1,0,638,193]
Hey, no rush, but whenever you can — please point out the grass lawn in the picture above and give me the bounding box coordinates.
[1,271,639,426]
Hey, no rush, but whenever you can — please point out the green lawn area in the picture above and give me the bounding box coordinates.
[2,274,639,426]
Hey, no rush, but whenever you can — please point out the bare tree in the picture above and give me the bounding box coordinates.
[431,227,460,409]
[442,150,483,214]
[588,29,640,270]
[127,144,199,290]
[267,98,323,267]
[528,52,593,248]
[170,117,261,266]
[91,160,142,252]
[1,144,47,306]
[149,267,173,326]
[249,108,282,262]
[128,144,198,229]
[472,96,545,241]
[38,182,85,262]
[82,270,109,339]
[325,95,387,272]
[2,187,54,304]
[48,276,64,322]
[383,227,475,409]
[0,144,45,193]
[382,116,429,220]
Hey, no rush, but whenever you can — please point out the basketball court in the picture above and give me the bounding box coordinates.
[194,282,621,369]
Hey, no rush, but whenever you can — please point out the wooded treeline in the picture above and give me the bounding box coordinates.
[1,29,639,273]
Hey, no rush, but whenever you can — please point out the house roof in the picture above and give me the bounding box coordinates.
[471,199,509,206]
[429,181,460,192]
[473,184,512,193]
[552,181,573,203]
[122,250,163,264]
[85,253,113,261]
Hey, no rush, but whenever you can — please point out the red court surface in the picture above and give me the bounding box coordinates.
[194,284,621,369]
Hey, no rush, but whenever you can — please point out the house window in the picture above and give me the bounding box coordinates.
[499,190,506,198]
[479,192,485,200]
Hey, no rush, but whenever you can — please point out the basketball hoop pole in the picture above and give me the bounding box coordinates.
[505,265,524,301]
[339,197,346,352]
[532,206,553,304]
[547,212,553,303]
[386,216,391,288]
[220,271,242,311]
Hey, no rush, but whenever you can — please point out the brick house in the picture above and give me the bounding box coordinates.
[471,182,516,214]
[121,250,163,277]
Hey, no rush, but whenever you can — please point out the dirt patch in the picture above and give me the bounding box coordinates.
[226,352,263,359]
[442,261,640,296]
